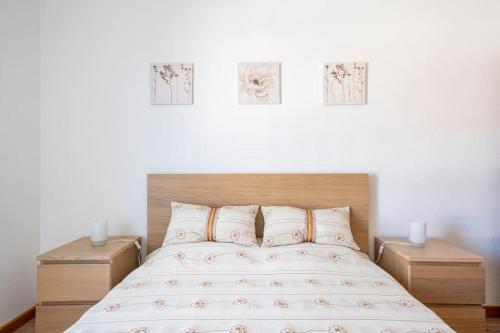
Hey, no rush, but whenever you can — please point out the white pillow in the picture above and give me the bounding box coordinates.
[261,206,360,250]
[163,202,259,246]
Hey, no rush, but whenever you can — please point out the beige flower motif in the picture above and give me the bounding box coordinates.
[249,207,258,216]
[380,329,394,333]
[329,326,347,333]
[265,209,272,218]
[314,298,330,306]
[183,329,197,333]
[357,300,373,309]
[131,328,147,333]
[341,280,353,287]
[151,298,165,306]
[104,303,120,312]
[235,251,247,259]
[281,329,295,333]
[230,230,241,241]
[270,280,282,287]
[196,206,208,212]
[356,253,369,262]
[204,254,215,264]
[291,229,304,241]
[333,233,345,243]
[230,324,247,333]
[235,278,248,285]
[165,279,177,287]
[199,281,212,288]
[232,297,248,305]
[328,252,341,262]
[176,229,186,240]
[264,237,274,246]
[266,253,278,261]
[125,282,142,289]
[305,279,318,285]
[274,299,288,308]
[397,299,414,308]
[191,299,205,309]
[428,329,446,333]
[297,250,308,257]
[375,281,389,287]
[143,259,153,267]
[174,252,185,261]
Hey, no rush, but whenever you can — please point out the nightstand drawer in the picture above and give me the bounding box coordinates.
[38,264,111,302]
[36,304,93,333]
[409,264,485,304]
[429,305,485,333]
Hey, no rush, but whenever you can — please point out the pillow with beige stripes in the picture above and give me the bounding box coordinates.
[261,206,360,250]
[163,202,259,246]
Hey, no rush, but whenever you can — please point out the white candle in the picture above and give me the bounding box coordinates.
[409,221,426,246]
[90,221,108,246]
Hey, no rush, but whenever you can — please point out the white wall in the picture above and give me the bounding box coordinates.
[0,0,40,325]
[40,0,500,303]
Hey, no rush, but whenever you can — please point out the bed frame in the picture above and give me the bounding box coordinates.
[147,173,369,254]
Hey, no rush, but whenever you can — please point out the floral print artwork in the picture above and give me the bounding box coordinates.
[152,63,193,105]
[324,62,367,105]
[238,62,280,104]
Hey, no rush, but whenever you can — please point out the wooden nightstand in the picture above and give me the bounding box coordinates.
[375,237,485,333]
[36,236,141,333]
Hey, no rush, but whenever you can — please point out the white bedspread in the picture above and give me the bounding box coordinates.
[66,242,453,333]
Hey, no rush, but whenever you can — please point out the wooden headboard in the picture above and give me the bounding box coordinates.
[147,173,369,254]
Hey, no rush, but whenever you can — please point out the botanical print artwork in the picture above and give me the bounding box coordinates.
[324,62,367,105]
[238,62,280,104]
[151,63,193,105]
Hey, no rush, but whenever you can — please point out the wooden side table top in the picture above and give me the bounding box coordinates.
[37,236,141,262]
[375,237,484,264]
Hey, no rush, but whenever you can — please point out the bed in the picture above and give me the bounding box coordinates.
[66,174,453,333]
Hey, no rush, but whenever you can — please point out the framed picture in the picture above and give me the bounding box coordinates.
[324,62,367,105]
[151,63,193,105]
[238,62,280,104]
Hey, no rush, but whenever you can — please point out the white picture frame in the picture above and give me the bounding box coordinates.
[324,62,367,105]
[238,62,281,104]
[151,63,193,105]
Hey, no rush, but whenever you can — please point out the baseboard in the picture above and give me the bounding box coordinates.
[484,305,500,318]
[0,305,36,333]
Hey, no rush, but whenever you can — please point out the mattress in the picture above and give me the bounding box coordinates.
[66,242,453,333]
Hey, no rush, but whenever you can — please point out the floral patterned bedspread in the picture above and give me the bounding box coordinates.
[66,242,453,333]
